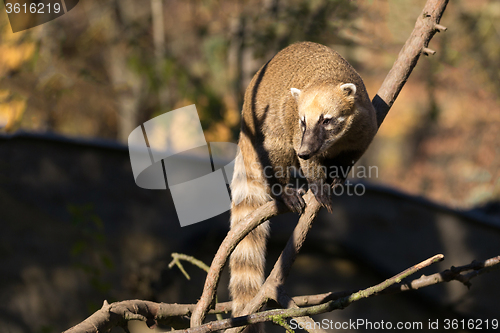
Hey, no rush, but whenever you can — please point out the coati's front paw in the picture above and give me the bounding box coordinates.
[280,186,306,213]
[309,180,333,213]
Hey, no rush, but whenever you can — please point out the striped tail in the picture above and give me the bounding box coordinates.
[229,145,271,331]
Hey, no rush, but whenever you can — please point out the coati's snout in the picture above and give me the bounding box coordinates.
[298,124,324,160]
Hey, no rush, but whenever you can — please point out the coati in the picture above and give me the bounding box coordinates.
[229,41,377,324]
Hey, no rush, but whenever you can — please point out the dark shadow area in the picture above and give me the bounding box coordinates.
[371,94,390,128]
[1,133,499,333]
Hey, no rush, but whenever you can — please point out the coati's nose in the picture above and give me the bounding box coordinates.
[298,152,311,160]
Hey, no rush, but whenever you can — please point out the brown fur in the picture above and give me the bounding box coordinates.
[229,42,377,332]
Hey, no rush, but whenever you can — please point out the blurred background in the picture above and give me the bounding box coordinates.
[1,0,499,332]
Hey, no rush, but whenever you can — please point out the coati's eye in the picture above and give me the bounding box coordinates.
[322,117,332,125]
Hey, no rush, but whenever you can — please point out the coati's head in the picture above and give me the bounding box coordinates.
[290,82,358,160]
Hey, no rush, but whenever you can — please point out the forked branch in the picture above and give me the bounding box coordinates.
[179,254,445,333]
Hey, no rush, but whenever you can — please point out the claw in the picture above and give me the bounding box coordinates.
[280,186,306,213]
[309,179,333,213]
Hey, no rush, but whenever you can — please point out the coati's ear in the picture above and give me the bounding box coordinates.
[290,88,301,101]
[340,83,356,99]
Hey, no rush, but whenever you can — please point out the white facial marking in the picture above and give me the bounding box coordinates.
[338,116,345,122]
[324,115,333,120]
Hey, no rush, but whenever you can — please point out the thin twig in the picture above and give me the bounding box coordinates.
[169,253,211,280]
[169,253,223,321]
[382,255,500,292]
[169,256,190,280]
[170,253,211,272]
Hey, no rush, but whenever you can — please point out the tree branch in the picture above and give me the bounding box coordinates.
[189,197,289,327]
[275,291,328,333]
[63,255,500,333]
[168,253,211,280]
[372,0,449,126]
[63,300,190,333]
[175,254,445,333]
[224,193,322,333]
